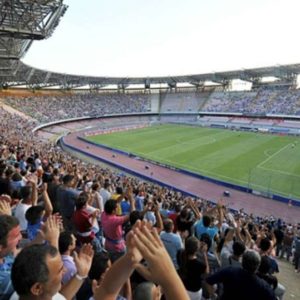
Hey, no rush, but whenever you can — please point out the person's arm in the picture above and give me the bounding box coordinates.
[216,200,224,229]
[121,279,132,300]
[60,244,94,300]
[187,198,202,220]
[205,269,226,298]
[153,204,163,233]
[131,221,189,300]
[41,182,53,217]
[200,243,210,274]
[126,185,136,213]
[234,219,244,242]
[243,225,253,247]
[28,178,38,206]
[93,230,142,300]
[93,252,135,300]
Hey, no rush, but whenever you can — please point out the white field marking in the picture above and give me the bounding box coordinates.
[98,142,297,197]
[257,144,291,168]
[258,165,300,179]
[263,149,274,157]
[147,153,300,196]
[147,155,297,197]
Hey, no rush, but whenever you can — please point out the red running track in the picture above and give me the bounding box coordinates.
[63,132,300,224]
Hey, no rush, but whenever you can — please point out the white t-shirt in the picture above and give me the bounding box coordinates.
[85,206,100,232]
[92,191,104,213]
[100,188,111,205]
[14,202,32,231]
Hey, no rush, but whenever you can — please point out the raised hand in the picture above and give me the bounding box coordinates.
[73,243,94,278]
[40,214,61,248]
[126,224,143,265]
[132,221,177,284]
[0,197,12,215]
[132,221,189,300]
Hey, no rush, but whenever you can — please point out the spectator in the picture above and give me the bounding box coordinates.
[14,179,38,232]
[101,199,132,261]
[72,192,102,253]
[58,231,77,285]
[10,243,94,300]
[177,236,208,299]
[160,218,183,270]
[206,250,276,300]
[0,215,21,300]
[56,174,80,230]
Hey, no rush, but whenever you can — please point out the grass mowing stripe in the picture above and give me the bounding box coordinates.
[87,124,300,199]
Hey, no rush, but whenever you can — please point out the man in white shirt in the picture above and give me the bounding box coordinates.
[99,182,112,206]
[14,181,37,232]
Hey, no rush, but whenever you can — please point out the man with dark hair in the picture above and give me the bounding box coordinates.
[56,174,80,229]
[59,232,77,285]
[14,179,38,232]
[0,215,21,299]
[199,232,220,274]
[259,238,279,274]
[222,241,246,268]
[72,192,101,252]
[259,238,285,299]
[99,181,112,206]
[101,193,135,261]
[193,201,224,246]
[10,243,94,300]
[206,250,276,300]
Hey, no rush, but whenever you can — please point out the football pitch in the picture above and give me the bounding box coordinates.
[86,124,300,200]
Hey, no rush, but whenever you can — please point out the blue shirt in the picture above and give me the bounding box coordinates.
[194,219,218,241]
[121,201,131,215]
[160,231,183,269]
[135,196,144,212]
[27,220,42,241]
[0,254,15,300]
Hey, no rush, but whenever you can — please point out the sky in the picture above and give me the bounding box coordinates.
[23,0,300,78]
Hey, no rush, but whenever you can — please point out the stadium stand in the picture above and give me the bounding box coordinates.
[4,88,300,126]
[3,93,152,123]
[1,90,300,299]
[1,1,300,299]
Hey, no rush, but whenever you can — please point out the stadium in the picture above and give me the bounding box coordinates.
[0,1,300,300]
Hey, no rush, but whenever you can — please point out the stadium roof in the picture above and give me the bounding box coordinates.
[0,1,299,89]
[1,61,297,90]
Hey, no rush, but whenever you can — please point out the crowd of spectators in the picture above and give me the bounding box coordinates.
[0,103,300,300]
[3,93,151,123]
[3,87,300,127]
[201,89,300,115]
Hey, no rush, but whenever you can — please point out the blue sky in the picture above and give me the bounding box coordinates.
[23,0,300,77]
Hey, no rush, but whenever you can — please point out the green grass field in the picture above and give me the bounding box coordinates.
[86,124,300,199]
